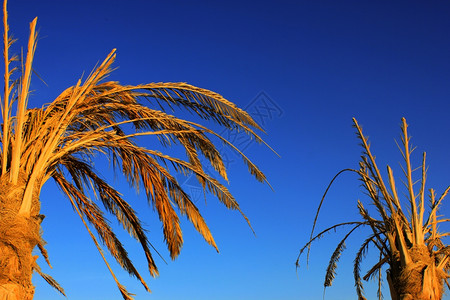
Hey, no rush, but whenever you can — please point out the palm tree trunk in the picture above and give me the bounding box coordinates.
[0,179,40,300]
[387,246,445,300]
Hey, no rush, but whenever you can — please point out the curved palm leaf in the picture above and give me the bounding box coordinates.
[0,3,272,298]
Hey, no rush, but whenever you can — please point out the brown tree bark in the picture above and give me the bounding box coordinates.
[387,246,445,300]
[0,177,41,300]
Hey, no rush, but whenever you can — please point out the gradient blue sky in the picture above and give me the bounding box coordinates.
[5,1,450,299]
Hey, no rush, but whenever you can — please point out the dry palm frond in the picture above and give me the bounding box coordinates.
[0,2,273,298]
[32,263,65,297]
[353,235,374,299]
[297,118,450,299]
[324,224,362,287]
[295,221,367,269]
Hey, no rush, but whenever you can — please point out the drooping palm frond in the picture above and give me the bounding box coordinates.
[324,224,362,288]
[0,2,272,298]
[297,118,450,299]
[377,251,384,300]
[32,263,66,297]
[353,235,373,300]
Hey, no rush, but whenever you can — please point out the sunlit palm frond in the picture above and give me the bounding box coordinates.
[353,235,373,300]
[52,171,153,289]
[0,6,272,298]
[324,224,362,288]
[298,118,450,299]
[32,263,66,297]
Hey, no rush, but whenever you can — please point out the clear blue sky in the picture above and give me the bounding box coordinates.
[5,1,450,299]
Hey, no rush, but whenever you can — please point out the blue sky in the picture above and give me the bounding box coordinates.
[5,0,450,299]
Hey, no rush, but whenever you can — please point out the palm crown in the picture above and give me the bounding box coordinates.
[0,2,270,299]
[297,118,449,300]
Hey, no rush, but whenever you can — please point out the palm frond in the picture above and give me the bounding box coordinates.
[300,118,450,299]
[377,251,384,300]
[64,187,142,299]
[53,171,155,286]
[33,263,66,297]
[58,155,163,271]
[0,6,272,297]
[36,238,51,268]
[324,224,362,287]
[306,168,359,263]
[296,221,366,268]
[353,235,374,300]
[10,16,37,185]
[363,256,389,281]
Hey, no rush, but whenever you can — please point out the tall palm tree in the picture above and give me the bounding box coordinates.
[0,2,271,299]
[297,118,449,300]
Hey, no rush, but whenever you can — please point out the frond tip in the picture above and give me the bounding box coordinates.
[33,264,66,297]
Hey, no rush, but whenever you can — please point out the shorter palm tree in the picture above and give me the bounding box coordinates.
[297,118,450,300]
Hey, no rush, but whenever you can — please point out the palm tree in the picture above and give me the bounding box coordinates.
[296,118,450,300]
[0,2,271,299]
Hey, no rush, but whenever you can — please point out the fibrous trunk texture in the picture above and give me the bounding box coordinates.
[0,176,41,300]
[387,245,445,300]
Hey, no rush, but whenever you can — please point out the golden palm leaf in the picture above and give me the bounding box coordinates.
[0,1,272,298]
